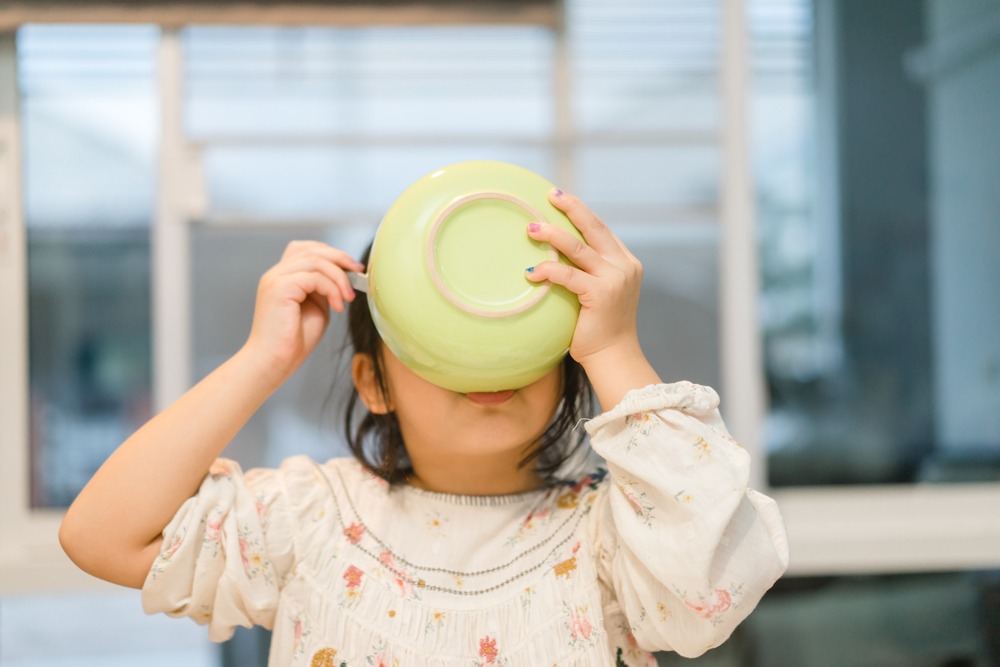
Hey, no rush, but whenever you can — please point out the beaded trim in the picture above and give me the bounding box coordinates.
[312,460,595,596]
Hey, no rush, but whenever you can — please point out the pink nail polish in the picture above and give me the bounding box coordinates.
[527,222,541,233]
[551,187,564,198]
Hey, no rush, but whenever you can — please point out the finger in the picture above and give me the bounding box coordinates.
[524,260,593,297]
[527,222,606,275]
[547,189,622,257]
[272,256,358,304]
[284,270,346,313]
[281,240,366,273]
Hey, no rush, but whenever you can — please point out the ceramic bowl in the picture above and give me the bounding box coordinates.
[365,160,582,393]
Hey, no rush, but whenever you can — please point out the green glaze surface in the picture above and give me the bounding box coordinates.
[367,161,583,392]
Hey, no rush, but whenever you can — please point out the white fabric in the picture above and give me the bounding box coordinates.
[142,382,789,666]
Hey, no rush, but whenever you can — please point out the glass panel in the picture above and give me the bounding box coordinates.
[575,145,719,212]
[183,26,554,139]
[202,145,553,221]
[570,0,721,135]
[18,25,158,508]
[0,590,218,667]
[754,0,1000,485]
[662,571,1000,666]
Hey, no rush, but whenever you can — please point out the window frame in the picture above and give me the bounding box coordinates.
[2,1,999,594]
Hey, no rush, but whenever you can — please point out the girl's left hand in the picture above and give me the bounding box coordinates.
[526,188,660,407]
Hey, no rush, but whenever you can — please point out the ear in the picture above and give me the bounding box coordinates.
[352,353,391,414]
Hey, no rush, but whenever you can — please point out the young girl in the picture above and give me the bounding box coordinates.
[60,188,789,666]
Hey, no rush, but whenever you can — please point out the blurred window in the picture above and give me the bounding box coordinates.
[19,25,157,509]
[756,0,1000,487]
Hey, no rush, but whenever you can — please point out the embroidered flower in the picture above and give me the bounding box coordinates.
[618,480,655,526]
[556,491,579,509]
[693,436,713,461]
[554,556,577,578]
[161,532,184,560]
[684,587,735,624]
[310,647,346,667]
[479,636,499,664]
[205,510,223,544]
[568,609,593,641]
[290,613,312,657]
[344,522,365,544]
[343,565,364,589]
[235,528,272,581]
[378,551,417,598]
[425,610,446,635]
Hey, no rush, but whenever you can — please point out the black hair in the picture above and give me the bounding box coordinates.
[343,246,594,485]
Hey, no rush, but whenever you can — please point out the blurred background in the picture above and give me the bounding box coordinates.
[0,0,998,665]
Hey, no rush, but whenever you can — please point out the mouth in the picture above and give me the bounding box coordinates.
[465,389,516,406]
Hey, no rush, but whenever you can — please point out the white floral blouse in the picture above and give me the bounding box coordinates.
[142,382,789,666]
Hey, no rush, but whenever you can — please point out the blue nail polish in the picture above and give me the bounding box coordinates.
[525,266,535,273]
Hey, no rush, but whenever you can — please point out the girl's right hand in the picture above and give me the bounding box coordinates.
[242,240,364,383]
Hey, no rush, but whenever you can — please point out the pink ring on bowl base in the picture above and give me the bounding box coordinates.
[425,191,557,319]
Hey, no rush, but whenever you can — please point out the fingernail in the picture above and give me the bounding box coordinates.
[527,222,542,233]
[550,187,564,198]
[525,266,535,273]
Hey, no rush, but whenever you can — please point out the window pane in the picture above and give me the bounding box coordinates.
[0,590,217,667]
[570,0,721,134]
[19,25,158,508]
[202,145,553,222]
[754,0,1000,485]
[183,26,554,138]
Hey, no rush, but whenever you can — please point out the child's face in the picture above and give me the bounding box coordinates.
[354,345,563,467]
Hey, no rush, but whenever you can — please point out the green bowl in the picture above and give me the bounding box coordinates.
[367,161,582,393]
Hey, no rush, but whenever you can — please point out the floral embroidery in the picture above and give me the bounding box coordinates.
[344,522,365,544]
[378,551,421,599]
[505,507,553,545]
[290,613,311,658]
[551,470,607,511]
[196,604,212,624]
[656,602,672,623]
[425,610,446,635]
[693,436,713,461]
[624,412,656,451]
[565,605,597,648]
[365,638,397,666]
[556,491,579,509]
[674,489,694,504]
[683,585,742,625]
[344,565,364,589]
[203,508,224,557]
[426,510,449,537]
[479,635,500,664]
[520,586,534,611]
[554,556,577,578]
[617,480,654,526]
[310,647,347,667]
[340,564,365,608]
[237,526,273,583]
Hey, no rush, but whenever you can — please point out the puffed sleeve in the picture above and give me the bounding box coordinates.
[141,458,297,642]
[585,382,789,659]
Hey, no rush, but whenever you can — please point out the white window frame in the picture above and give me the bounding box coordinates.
[2,1,999,594]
